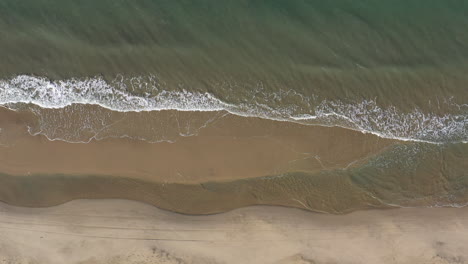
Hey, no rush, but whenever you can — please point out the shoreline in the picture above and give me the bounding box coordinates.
[0,106,466,215]
[0,172,387,215]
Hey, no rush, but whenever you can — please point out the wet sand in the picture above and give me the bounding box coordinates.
[0,105,467,215]
[1,199,468,264]
[0,106,395,184]
[0,105,403,214]
[1,105,467,214]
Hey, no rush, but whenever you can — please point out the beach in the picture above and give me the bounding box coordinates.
[0,0,467,262]
[0,104,467,215]
[1,199,468,264]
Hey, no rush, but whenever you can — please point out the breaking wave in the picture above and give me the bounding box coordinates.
[0,75,466,144]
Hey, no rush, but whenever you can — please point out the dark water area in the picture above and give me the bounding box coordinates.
[1,0,468,108]
[0,1,467,142]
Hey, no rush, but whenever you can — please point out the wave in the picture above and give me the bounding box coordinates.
[0,75,229,111]
[0,75,466,144]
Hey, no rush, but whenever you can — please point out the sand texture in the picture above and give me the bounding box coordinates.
[0,106,394,184]
[1,199,468,264]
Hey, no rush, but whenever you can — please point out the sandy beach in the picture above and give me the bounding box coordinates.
[1,199,467,264]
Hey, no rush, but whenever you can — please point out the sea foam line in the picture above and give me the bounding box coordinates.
[0,75,228,112]
[0,75,466,144]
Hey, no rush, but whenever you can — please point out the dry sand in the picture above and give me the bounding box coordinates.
[0,199,467,264]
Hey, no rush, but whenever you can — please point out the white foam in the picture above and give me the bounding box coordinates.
[0,75,228,111]
[0,75,466,144]
[312,100,467,144]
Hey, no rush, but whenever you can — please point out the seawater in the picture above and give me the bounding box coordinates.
[0,0,467,211]
[0,75,466,144]
[0,1,466,143]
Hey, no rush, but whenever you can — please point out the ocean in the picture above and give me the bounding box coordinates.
[0,0,467,213]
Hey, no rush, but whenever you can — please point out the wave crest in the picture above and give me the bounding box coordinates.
[1,75,466,143]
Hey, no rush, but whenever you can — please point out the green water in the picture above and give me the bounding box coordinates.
[1,0,468,108]
[0,0,466,143]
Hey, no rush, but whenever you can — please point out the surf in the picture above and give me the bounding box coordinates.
[0,75,466,144]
